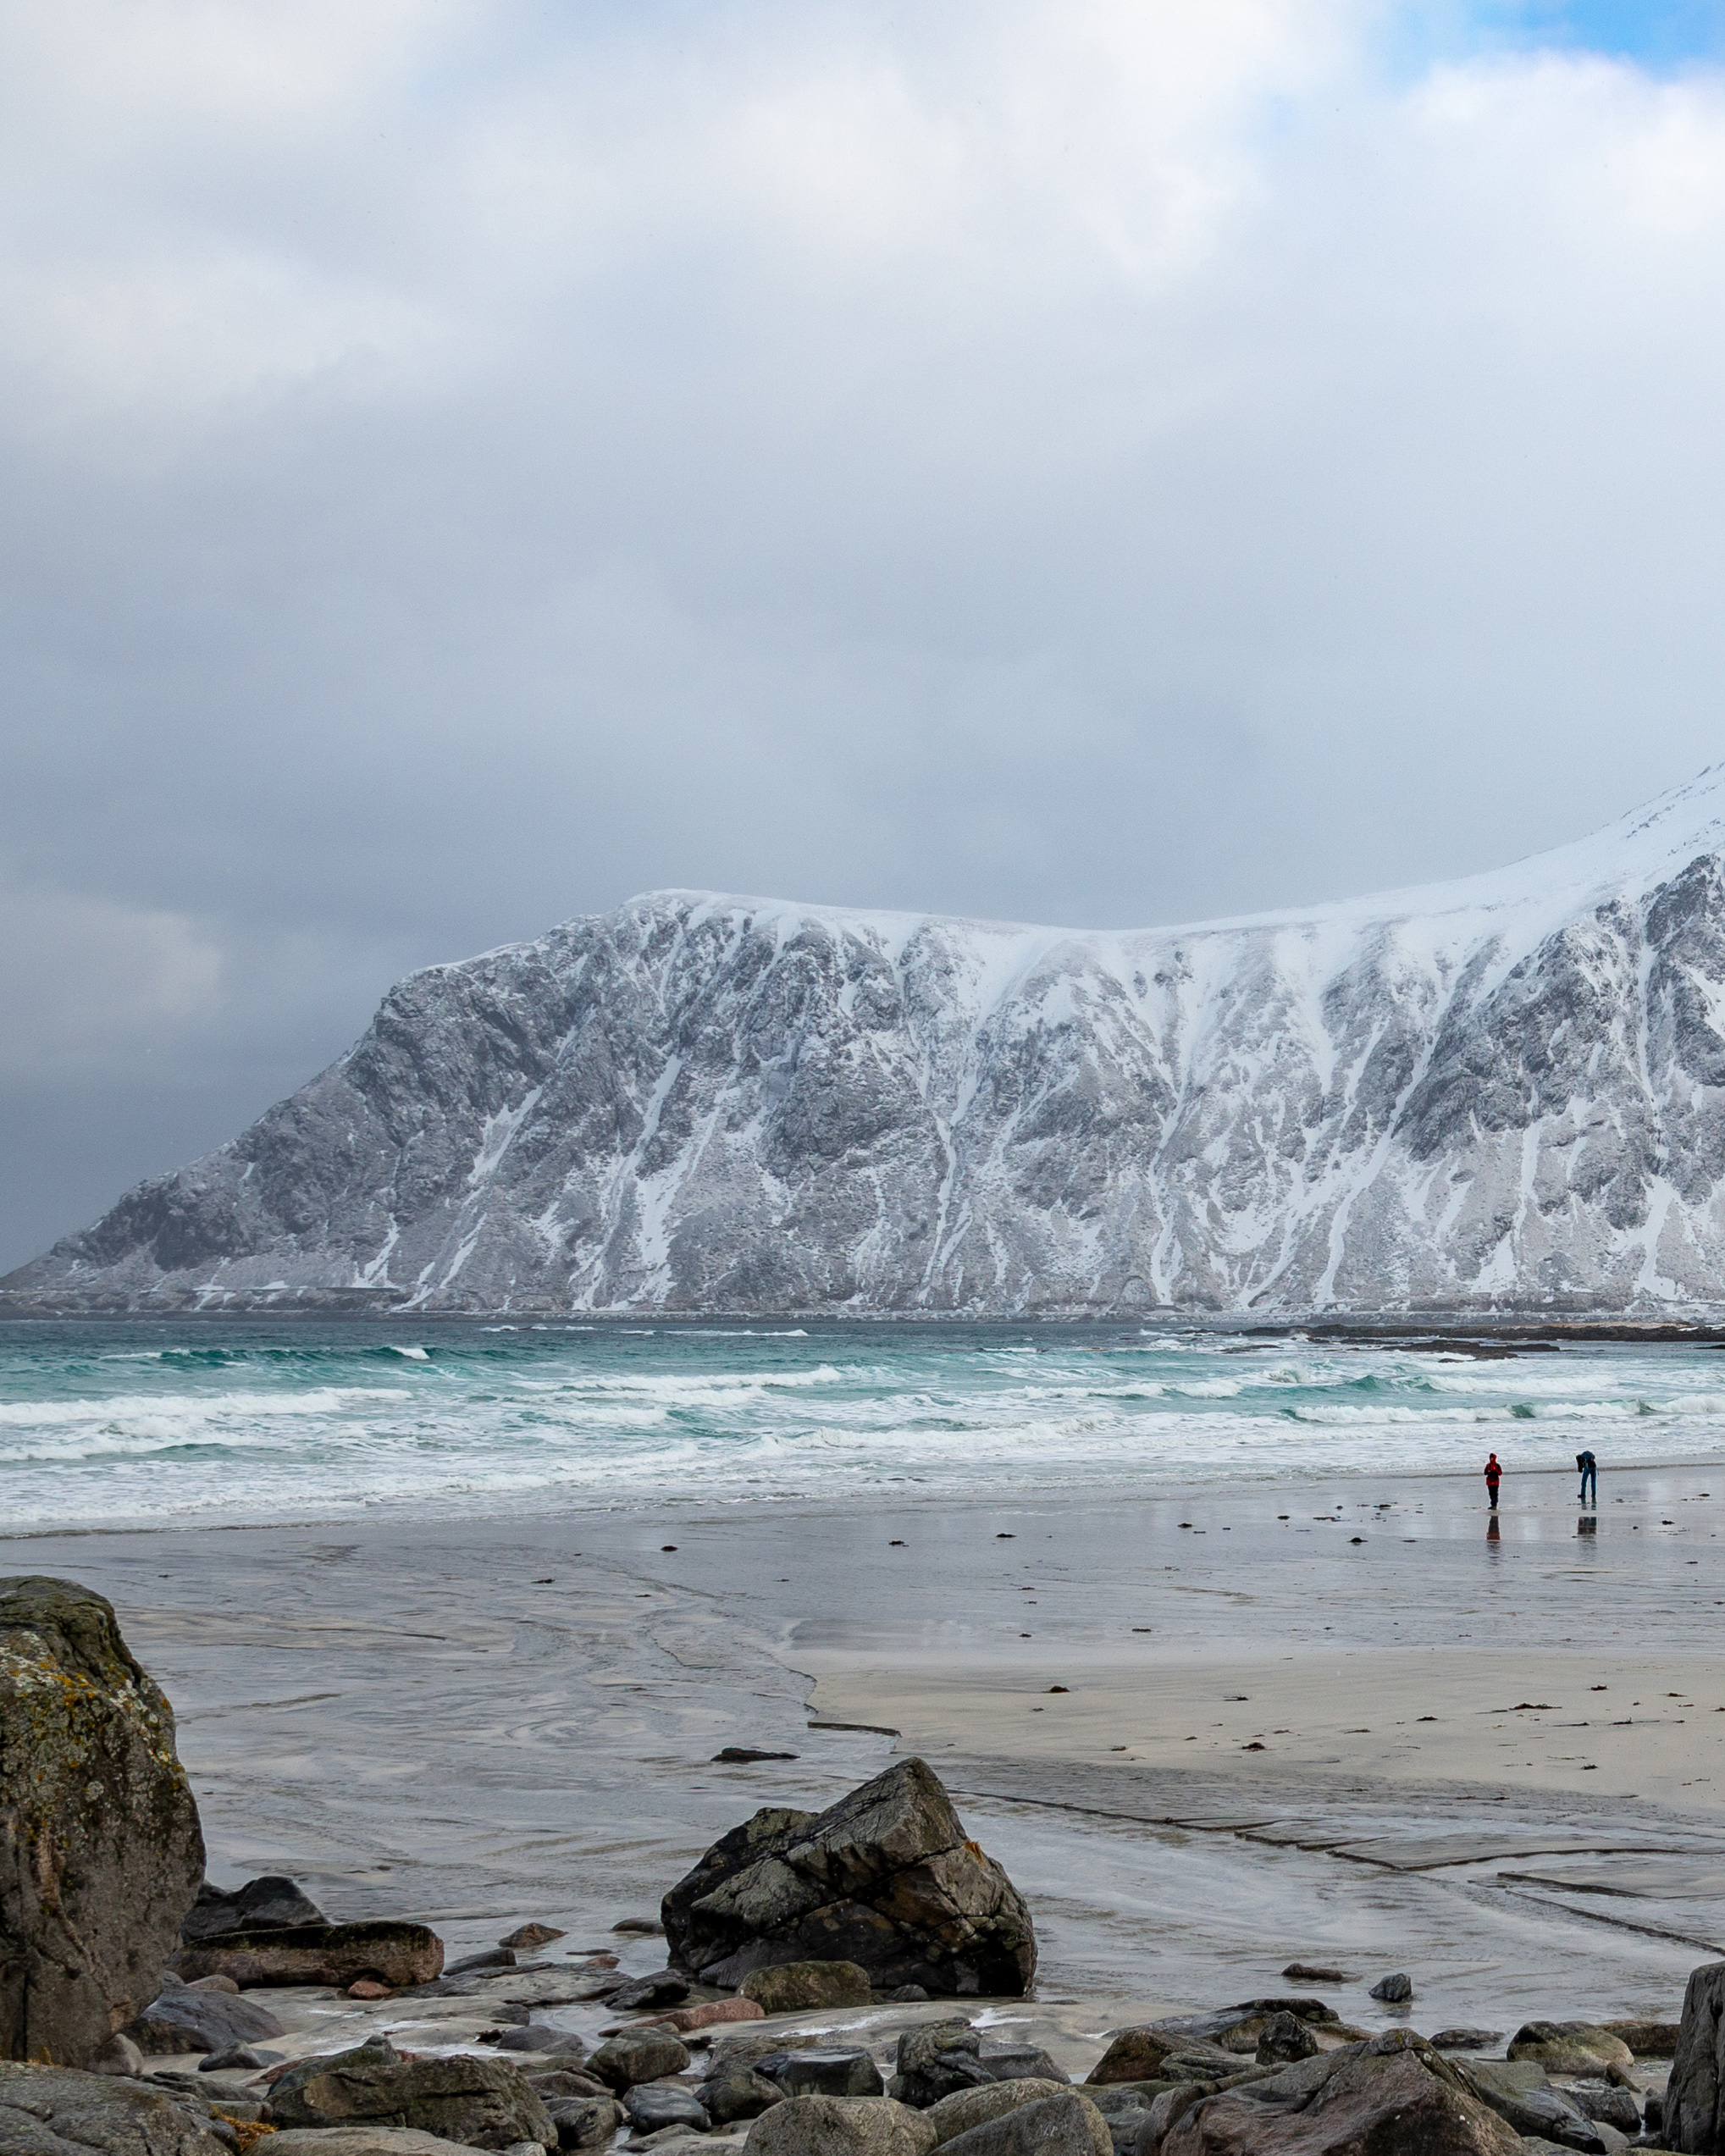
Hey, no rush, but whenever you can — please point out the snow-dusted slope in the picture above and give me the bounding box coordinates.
[18,768,1725,1315]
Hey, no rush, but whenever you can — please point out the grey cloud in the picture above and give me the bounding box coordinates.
[3,1,1725,1265]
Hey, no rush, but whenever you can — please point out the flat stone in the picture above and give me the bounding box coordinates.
[1431,2032,1504,2052]
[741,1963,874,2015]
[175,1921,445,1991]
[1601,2018,1680,2058]
[268,2134,485,2156]
[611,1971,692,2011]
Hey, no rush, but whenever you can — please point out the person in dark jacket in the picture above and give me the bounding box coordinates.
[1578,1450,1597,1506]
[1484,1452,1501,1510]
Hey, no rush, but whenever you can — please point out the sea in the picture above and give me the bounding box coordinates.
[3,1318,1725,1534]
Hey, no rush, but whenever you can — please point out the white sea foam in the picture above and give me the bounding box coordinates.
[3,1323,1724,1529]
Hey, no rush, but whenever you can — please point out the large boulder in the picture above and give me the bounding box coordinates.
[584,2026,690,2089]
[173,1920,443,1989]
[0,1576,204,2066]
[663,1761,1036,1996]
[181,1874,325,1943]
[1162,2033,1521,2156]
[264,2035,555,2149]
[0,2060,229,2154]
[120,1974,285,2055]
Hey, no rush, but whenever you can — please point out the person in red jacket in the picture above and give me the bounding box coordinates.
[1484,1452,1501,1510]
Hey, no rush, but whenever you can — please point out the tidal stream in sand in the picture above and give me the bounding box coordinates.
[8,1321,1725,2037]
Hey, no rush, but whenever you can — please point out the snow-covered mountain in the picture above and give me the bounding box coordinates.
[17,769,1725,1317]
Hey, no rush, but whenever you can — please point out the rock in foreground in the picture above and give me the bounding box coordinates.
[1162,2031,1520,2156]
[0,2061,230,2154]
[0,1575,204,2066]
[265,2036,554,2149]
[663,1760,1035,1996]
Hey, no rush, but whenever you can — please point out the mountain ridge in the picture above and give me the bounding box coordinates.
[14,767,1725,1316]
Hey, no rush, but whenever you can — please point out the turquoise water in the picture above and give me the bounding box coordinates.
[4,1320,1725,1531]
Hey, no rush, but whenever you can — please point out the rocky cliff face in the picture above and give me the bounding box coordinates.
[17,770,1725,1316]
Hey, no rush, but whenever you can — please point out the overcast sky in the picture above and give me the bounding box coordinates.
[4,0,1725,1269]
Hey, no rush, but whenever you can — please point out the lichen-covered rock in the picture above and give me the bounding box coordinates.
[264,2036,556,2150]
[665,1761,1035,1997]
[0,2060,229,2154]
[0,1576,204,2067]
[173,1920,443,1989]
[1507,2024,1634,2076]
[584,2026,691,2090]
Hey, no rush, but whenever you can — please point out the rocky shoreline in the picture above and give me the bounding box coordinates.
[5,1570,1722,2156]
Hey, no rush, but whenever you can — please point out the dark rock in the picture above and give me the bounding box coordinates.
[198,2043,268,2073]
[1255,2015,1319,2066]
[702,2066,787,2124]
[716,1749,802,1763]
[1281,1965,1348,1984]
[122,1977,286,2056]
[890,2020,990,2107]
[0,2061,230,2154]
[181,1876,325,1944]
[501,1923,567,1951]
[741,2092,938,2153]
[1567,2085,1642,2133]
[624,2081,710,2131]
[1369,1973,1413,2004]
[486,2026,585,2057]
[174,1920,445,1989]
[662,1760,1035,1998]
[265,2035,556,2151]
[887,1987,930,2004]
[268,2136,491,2156]
[1431,2031,1504,2051]
[1148,2004,1341,2059]
[741,1962,874,2015]
[1667,1963,1725,2152]
[1086,2032,1235,2088]
[609,1970,691,2011]
[89,2032,147,2077]
[759,2050,886,2098]
[0,1576,206,2067]
[447,1948,517,1976]
[1457,2061,1610,2151]
[614,1919,666,1936]
[1162,2032,1519,2156]
[544,2093,624,2148]
[940,2090,1110,2156]
[976,2048,1066,2085]
[1507,2025,1634,2076]
[586,2027,692,2091]
[526,2070,606,2098]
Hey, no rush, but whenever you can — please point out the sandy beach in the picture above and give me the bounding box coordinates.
[7,1451,1725,2062]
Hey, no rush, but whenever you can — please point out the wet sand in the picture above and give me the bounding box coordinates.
[6,1458,1724,2048]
